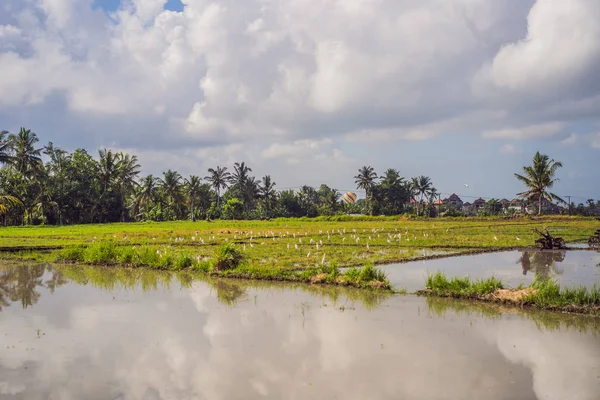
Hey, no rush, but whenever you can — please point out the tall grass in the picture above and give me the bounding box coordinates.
[424,272,600,313]
[426,272,503,296]
[213,243,245,271]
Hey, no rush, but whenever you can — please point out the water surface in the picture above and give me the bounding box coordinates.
[380,249,600,292]
[1,264,599,400]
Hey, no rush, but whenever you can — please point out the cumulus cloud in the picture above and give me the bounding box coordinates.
[560,133,577,146]
[591,133,600,149]
[482,123,563,140]
[0,0,599,194]
[2,274,600,399]
[499,143,518,154]
[477,0,600,97]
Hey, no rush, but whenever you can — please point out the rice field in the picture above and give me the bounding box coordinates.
[0,216,596,269]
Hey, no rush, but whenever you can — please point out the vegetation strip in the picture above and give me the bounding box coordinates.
[418,272,600,315]
[51,242,392,290]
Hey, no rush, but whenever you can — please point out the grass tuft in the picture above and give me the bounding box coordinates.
[213,243,245,271]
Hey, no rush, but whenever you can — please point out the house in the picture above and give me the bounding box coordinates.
[473,198,486,209]
[499,199,510,209]
[540,199,561,214]
[508,199,525,213]
[444,193,463,208]
[462,202,473,215]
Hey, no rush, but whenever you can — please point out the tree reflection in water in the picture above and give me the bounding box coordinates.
[1,264,391,311]
[0,264,67,310]
[518,250,566,278]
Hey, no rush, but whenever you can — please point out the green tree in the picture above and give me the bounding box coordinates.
[9,128,42,177]
[514,152,564,215]
[354,166,378,215]
[133,175,159,220]
[0,130,12,165]
[185,175,203,221]
[205,166,230,207]
[259,175,277,216]
[222,198,244,220]
[160,170,183,218]
[410,175,433,216]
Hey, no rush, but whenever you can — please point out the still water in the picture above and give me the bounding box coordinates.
[1,264,599,400]
[380,249,600,292]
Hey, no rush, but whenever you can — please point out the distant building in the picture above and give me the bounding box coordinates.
[462,202,473,215]
[508,199,525,213]
[444,193,463,208]
[473,198,486,210]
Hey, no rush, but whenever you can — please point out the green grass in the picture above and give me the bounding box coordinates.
[0,216,595,271]
[51,242,391,290]
[426,272,504,297]
[423,272,600,315]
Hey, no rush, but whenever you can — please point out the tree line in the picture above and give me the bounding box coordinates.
[1,128,593,225]
[0,128,444,225]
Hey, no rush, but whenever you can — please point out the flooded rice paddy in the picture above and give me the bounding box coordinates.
[1,263,599,399]
[381,249,600,292]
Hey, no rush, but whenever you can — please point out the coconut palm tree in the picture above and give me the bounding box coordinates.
[514,152,564,215]
[354,166,378,215]
[259,175,277,214]
[231,162,252,189]
[231,162,253,210]
[160,170,183,212]
[185,175,203,221]
[410,176,432,216]
[205,166,231,207]
[115,153,141,221]
[9,128,42,177]
[0,130,13,165]
[133,175,159,219]
[0,195,22,215]
[98,149,119,194]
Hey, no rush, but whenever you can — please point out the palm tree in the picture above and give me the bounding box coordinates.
[205,166,231,207]
[514,152,564,215]
[354,166,378,215]
[9,128,42,177]
[115,153,141,221]
[98,149,118,194]
[231,162,253,210]
[0,195,22,215]
[231,162,252,189]
[381,169,404,187]
[410,176,432,216]
[259,175,277,214]
[160,170,183,210]
[0,130,13,165]
[185,175,203,221]
[133,175,158,219]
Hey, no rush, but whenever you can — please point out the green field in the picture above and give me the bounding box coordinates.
[0,216,595,268]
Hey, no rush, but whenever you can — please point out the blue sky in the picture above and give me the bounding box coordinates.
[92,0,184,13]
[1,0,599,203]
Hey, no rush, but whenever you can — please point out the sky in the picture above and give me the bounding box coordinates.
[0,0,599,204]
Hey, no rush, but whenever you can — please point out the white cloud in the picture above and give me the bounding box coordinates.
[2,273,600,399]
[499,143,518,154]
[560,133,577,146]
[482,123,563,140]
[0,0,599,196]
[591,133,600,149]
[475,0,600,95]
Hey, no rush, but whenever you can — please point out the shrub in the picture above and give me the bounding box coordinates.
[84,242,118,264]
[56,246,85,262]
[213,243,245,271]
[174,253,195,270]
